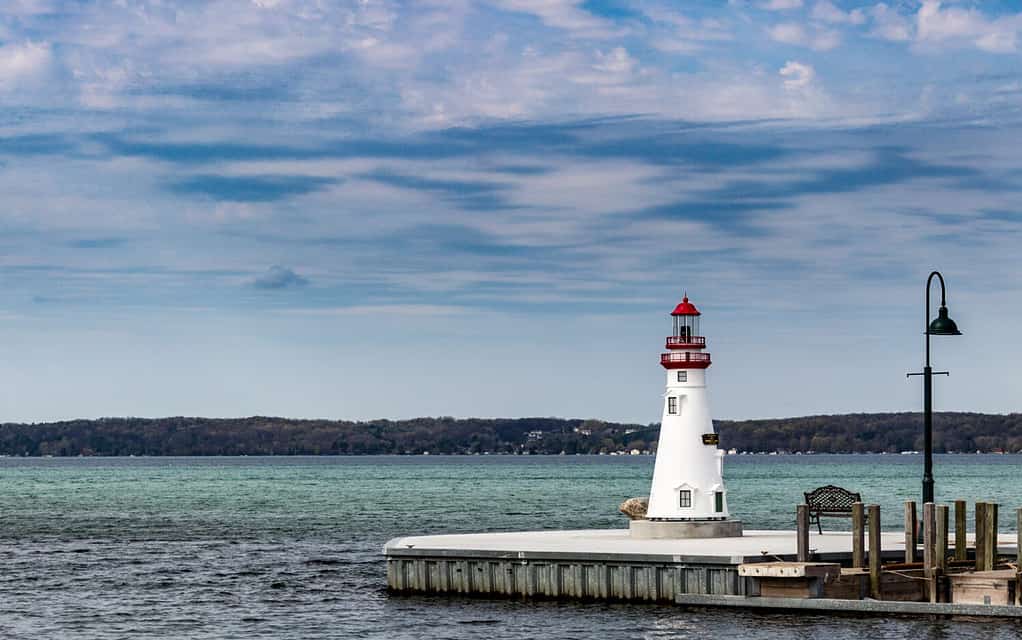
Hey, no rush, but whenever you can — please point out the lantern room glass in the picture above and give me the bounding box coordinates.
[673,315,700,340]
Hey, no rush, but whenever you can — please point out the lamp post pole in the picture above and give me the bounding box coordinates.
[922,272,937,506]
[909,271,960,508]
[922,363,934,505]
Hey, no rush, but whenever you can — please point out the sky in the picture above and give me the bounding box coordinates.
[1,0,1021,424]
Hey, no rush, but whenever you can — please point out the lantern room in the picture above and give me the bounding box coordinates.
[666,295,706,350]
[662,294,710,368]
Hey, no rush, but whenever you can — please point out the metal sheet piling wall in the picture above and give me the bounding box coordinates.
[386,555,746,602]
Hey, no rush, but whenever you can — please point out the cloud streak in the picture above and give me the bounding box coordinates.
[169,174,339,202]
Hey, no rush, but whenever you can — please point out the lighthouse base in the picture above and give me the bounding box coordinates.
[629,518,744,539]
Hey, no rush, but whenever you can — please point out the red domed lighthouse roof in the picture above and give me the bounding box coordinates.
[670,295,701,316]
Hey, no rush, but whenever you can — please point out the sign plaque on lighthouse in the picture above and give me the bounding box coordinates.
[630,294,743,539]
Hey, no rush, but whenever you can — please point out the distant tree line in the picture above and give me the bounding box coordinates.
[0,412,1020,457]
[722,413,1022,454]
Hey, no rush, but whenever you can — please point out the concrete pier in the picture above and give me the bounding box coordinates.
[385,529,912,602]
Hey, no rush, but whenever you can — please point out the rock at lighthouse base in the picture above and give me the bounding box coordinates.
[629,519,744,539]
[619,497,649,520]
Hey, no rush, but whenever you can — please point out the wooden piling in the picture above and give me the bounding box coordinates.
[796,504,810,562]
[954,500,967,562]
[868,504,881,599]
[1016,508,1022,606]
[985,502,999,570]
[905,501,917,563]
[851,501,865,569]
[1017,508,1022,570]
[936,504,949,572]
[976,502,999,571]
[923,503,936,603]
[976,502,988,571]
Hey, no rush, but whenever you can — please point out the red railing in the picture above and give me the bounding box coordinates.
[665,336,706,349]
[660,352,712,368]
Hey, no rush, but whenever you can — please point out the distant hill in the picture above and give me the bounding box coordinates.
[1,412,1021,456]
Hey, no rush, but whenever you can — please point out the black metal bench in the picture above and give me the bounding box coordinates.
[803,485,862,534]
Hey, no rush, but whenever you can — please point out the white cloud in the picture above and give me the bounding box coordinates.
[868,3,912,42]
[779,60,814,89]
[277,304,470,317]
[0,0,979,131]
[592,46,637,75]
[397,39,853,126]
[0,41,53,88]
[811,1,864,25]
[568,47,644,95]
[761,0,803,10]
[642,7,733,54]
[812,29,842,50]
[916,0,1022,53]
[768,22,841,50]
[489,0,617,38]
[769,22,807,45]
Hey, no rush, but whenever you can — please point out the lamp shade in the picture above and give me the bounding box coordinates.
[928,305,962,335]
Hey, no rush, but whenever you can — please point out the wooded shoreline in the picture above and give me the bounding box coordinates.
[1,412,1020,457]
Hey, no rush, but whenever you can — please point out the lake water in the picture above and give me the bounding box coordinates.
[2,454,1022,638]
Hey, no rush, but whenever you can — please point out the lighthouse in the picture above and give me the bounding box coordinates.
[630,294,743,539]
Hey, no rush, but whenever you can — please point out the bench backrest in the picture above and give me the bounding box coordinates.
[803,485,861,513]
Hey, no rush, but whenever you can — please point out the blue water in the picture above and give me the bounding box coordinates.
[1,454,1021,638]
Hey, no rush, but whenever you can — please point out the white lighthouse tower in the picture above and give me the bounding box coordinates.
[630,294,743,539]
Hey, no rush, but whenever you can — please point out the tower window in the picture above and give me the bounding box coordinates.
[667,397,678,414]
[677,371,687,383]
[679,490,692,508]
[714,491,724,513]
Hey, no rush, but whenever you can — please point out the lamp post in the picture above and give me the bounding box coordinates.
[907,271,961,507]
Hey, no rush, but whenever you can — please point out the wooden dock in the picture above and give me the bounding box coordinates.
[385,529,911,602]
[386,501,1022,617]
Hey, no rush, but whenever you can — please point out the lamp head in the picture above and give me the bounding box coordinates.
[928,305,962,336]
